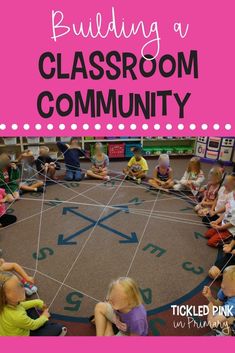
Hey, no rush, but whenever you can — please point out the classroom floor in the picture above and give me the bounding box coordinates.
[0,158,232,336]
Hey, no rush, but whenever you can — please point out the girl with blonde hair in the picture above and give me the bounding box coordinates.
[94,277,148,336]
[174,157,205,194]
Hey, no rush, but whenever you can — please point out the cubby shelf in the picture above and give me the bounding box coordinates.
[0,137,196,161]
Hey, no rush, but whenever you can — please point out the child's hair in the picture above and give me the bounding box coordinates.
[187,157,201,174]
[70,137,80,144]
[223,266,235,281]
[0,271,14,313]
[94,142,103,152]
[158,154,170,167]
[0,153,11,162]
[132,147,142,154]
[107,277,143,308]
[208,167,222,183]
[22,150,33,157]
[39,146,50,154]
[225,174,235,186]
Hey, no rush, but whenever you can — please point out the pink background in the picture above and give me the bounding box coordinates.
[1,337,234,351]
[0,0,234,136]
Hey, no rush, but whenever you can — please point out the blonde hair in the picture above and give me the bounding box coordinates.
[225,174,235,185]
[39,146,50,153]
[208,167,222,183]
[0,272,14,313]
[223,266,235,281]
[94,142,103,151]
[107,277,142,308]
[187,157,201,174]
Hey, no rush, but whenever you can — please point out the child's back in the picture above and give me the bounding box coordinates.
[57,141,84,171]
[0,300,47,336]
[115,304,148,336]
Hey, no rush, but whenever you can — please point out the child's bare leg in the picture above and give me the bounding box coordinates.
[5,194,14,202]
[104,321,114,336]
[13,191,20,200]
[31,181,44,189]
[135,171,146,179]
[123,168,130,175]
[48,166,56,179]
[149,178,161,188]
[87,170,106,180]
[164,180,174,189]
[94,302,113,336]
[20,181,43,192]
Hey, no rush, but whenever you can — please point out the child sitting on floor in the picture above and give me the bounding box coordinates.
[203,266,235,335]
[18,150,44,194]
[0,258,37,296]
[94,277,148,336]
[0,272,67,336]
[208,239,235,279]
[57,138,85,181]
[202,175,235,226]
[0,153,20,202]
[0,188,17,228]
[214,160,226,184]
[35,146,59,180]
[205,187,235,247]
[149,154,174,190]
[87,143,110,181]
[173,157,205,195]
[195,168,222,216]
[123,147,148,184]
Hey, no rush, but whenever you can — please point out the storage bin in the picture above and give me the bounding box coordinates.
[3,138,17,145]
[43,137,57,143]
[60,137,72,142]
[84,137,94,140]
[26,137,40,144]
[108,143,125,158]
[125,143,142,157]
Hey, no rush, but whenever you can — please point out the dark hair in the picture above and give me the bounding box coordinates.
[132,146,142,154]
[70,137,80,144]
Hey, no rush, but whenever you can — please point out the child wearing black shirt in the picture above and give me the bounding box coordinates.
[35,146,60,180]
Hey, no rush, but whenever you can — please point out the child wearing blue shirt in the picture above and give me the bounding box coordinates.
[203,265,235,335]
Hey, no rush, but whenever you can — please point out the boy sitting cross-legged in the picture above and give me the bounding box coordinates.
[123,147,148,184]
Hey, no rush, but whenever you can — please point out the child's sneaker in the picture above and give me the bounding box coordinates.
[136,178,141,184]
[103,175,111,182]
[132,176,136,181]
[22,280,38,296]
[37,186,45,193]
[59,327,67,336]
